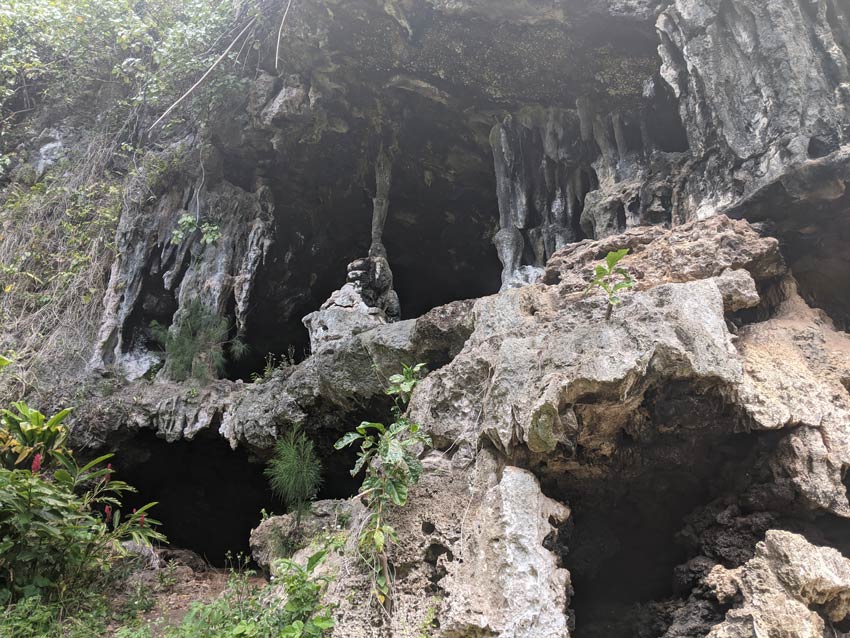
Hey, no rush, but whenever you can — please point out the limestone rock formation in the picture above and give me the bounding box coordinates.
[705,531,850,638]
[302,255,401,355]
[6,0,850,636]
[246,215,850,638]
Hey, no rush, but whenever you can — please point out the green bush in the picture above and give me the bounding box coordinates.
[0,400,72,468]
[265,428,323,524]
[335,363,431,608]
[0,453,164,605]
[141,551,334,638]
[151,299,240,382]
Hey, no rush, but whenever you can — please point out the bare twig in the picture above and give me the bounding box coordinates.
[275,0,294,71]
[148,16,257,133]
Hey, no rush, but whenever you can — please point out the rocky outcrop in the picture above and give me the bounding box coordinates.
[671,531,850,638]
[7,1,850,636]
[71,299,474,452]
[245,215,850,638]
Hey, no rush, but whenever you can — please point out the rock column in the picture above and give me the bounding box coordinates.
[302,149,400,353]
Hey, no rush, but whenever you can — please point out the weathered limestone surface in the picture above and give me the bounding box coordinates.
[249,216,850,637]
[705,531,850,638]
[71,299,474,451]
[9,2,850,637]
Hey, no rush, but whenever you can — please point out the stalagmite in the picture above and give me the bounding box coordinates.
[302,148,400,353]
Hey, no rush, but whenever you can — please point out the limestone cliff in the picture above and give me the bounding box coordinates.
[3,1,850,637]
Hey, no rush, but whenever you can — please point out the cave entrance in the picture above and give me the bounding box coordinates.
[113,430,360,566]
[540,383,775,638]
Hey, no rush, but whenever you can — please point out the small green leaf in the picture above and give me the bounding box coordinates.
[385,479,408,506]
[606,248,629,269]
[373,528,385,552]
[334,431,362,450]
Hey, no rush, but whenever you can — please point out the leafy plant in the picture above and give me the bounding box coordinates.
[583,248,635,320]
[334,363,431,610]
[265,428,323,525]
[151,299,245,382]
[171,214,221,246]
[272,550,336,637]
[158,550,334,638]
[0,453,163,604]
[0,401,72,468]
[251,347,297,383]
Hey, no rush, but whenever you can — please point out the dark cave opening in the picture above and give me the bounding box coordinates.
[225,100,502,380]
[730,178,850,331]
[539,383,774,638]
[113,429,361,566]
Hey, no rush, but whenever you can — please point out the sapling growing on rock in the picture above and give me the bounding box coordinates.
[584,248,635,320]
[265,427,323,526]
[335,363,431,612]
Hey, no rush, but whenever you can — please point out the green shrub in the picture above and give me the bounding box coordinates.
[151,299,243,382]
[156,550,334,638]
[0,453,164,604]
[335,363,431,609]
[583,248,635,320]
[265,428,323,524]
[272,550,336,638]
[0,400,72,469]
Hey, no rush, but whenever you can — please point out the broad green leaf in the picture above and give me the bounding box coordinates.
[305,549,327,574]
[334,431,362,450]
[606,248,629,269]
[385,479,408,506]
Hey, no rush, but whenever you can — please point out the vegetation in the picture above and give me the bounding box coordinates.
[171,213,221,246]
[0,0,282,394]
[0,399,71,468]
[251,347,297,383]
[335,363,431,610]
[113,550,335,638]
[265,427,323,524]
[0,356,163,626]
[583,248,635,320]
[151,299,246,382]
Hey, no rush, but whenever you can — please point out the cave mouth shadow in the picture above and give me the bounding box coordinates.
[112,430,360,567]
[540,384,777,638]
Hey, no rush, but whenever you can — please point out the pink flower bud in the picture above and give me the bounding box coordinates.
[104,505,112,523]
[31,453,42,474]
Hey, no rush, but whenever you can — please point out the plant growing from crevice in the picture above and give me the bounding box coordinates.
[150,299,246,382]
[584,248,635,320]
[265,427,323,526]
[334,363,431,611]
[251,346,297,383]
[170,214,221,246]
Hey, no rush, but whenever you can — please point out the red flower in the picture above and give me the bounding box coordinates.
[139,513,145,527]
[31,453,42,474]
[104,505,112,523]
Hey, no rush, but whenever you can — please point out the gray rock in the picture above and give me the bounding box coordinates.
[705,531,850,637]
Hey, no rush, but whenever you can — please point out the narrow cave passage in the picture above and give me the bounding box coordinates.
[540,385,780,638]
[113,430,361,566]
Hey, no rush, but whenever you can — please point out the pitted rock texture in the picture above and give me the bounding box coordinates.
[705,531,850,638]
[70,299,474,452]
[303,255,401,355]
[59,0,850,388]
[245,215,850,638]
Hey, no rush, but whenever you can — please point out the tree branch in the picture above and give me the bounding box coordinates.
[148,16,257,133]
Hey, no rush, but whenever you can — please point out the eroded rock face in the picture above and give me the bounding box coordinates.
[16,1,850,636]
[70,298,475,452]
[254,215,850,638]
[705,531,850,638]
